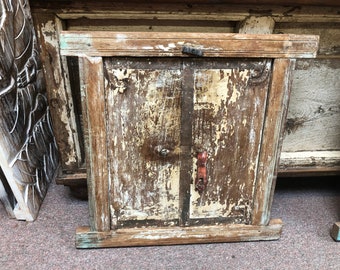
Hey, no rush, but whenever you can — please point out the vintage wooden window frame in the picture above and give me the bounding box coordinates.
[59,31,318,248]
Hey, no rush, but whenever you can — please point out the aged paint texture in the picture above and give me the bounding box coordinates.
[102,57,272,227]
[190,61,271,223]
[104,59,182,227]
[37,18,80,168]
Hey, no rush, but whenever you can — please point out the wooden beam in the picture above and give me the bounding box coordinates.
[237,16,275,34]
[278,167,340,177]
[279,151,340,170]
[79,57,110,232]
[252,58,296,225]
[30,0,340,6]
[32,14,83,170]
[59,31,319,58]
[76,219,283,248]
[30,3,340,23]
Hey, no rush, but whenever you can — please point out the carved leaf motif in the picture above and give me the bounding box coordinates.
[0,0,59,220]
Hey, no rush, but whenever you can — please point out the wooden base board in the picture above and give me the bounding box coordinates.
[278,167,340,178]
[76,219,282,248]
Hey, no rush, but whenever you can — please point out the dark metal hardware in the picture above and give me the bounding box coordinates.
[195,151,208,194]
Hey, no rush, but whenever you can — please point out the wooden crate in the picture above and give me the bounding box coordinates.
[59,31,318,247]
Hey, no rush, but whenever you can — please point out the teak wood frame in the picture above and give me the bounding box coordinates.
[59,31,318,248]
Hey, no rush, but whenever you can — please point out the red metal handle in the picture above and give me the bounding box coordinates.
[195,151,208,194]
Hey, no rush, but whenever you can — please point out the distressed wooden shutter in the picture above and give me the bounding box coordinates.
[59,31,318,247]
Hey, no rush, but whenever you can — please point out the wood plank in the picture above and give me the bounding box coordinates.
[280,151,340,168]
[65,19,235,33]
[104,58,182,228]
[274,23,340,57]
[279,59,340,171]
[279,151,340,177]
[79,57,110,232]
[30,2,340,23]
[281,59,340,152]
[32,13,83,170]
[56,170,87,186]
[75,218,282,248]
[179,62,194,226]
[278,167,340,177]
[252,58,296,225]
[30,0,340,7]
[236,16,275,34]
[59,31,319,58]
[189,59,271,224]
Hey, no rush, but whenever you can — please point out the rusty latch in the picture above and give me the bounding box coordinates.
[195,151,208,194]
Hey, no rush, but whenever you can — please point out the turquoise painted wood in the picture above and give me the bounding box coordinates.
[331,222,340,241]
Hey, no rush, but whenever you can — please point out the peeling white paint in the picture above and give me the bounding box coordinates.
[156,43,177,52]
[40,20,81,166]
[115,33,127,42]
[194,69,249,114]
[228,84,241,105]
[105,66,182,224]
[142,46,154,50]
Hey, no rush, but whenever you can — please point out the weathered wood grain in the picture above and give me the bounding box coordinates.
[282,60,340,152]
[279,59,340,174]
[274,23,340,57]
[30,2,337,178]
[69,28,318,246]
[101,57,278,228]
[189,59,271,224]
[252,58,296,225]
[104,58,182,228]
[79,57,110,231]
[30,0,340,6]
[237,16,275,34]
[59,31,319,59]
[178,63,195,226]
[76,219,283,248]
[32,13,82,170]
[65,19,235,33]
[279,152,340,176]
[30,2,340,23]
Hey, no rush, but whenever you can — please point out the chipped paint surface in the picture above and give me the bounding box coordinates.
[103,58,271,227]
[190,63,271,222]
[105,59,182,226]
[39,19,80,167]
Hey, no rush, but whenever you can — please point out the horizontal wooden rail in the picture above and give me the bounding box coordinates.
[60,31,319,58]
